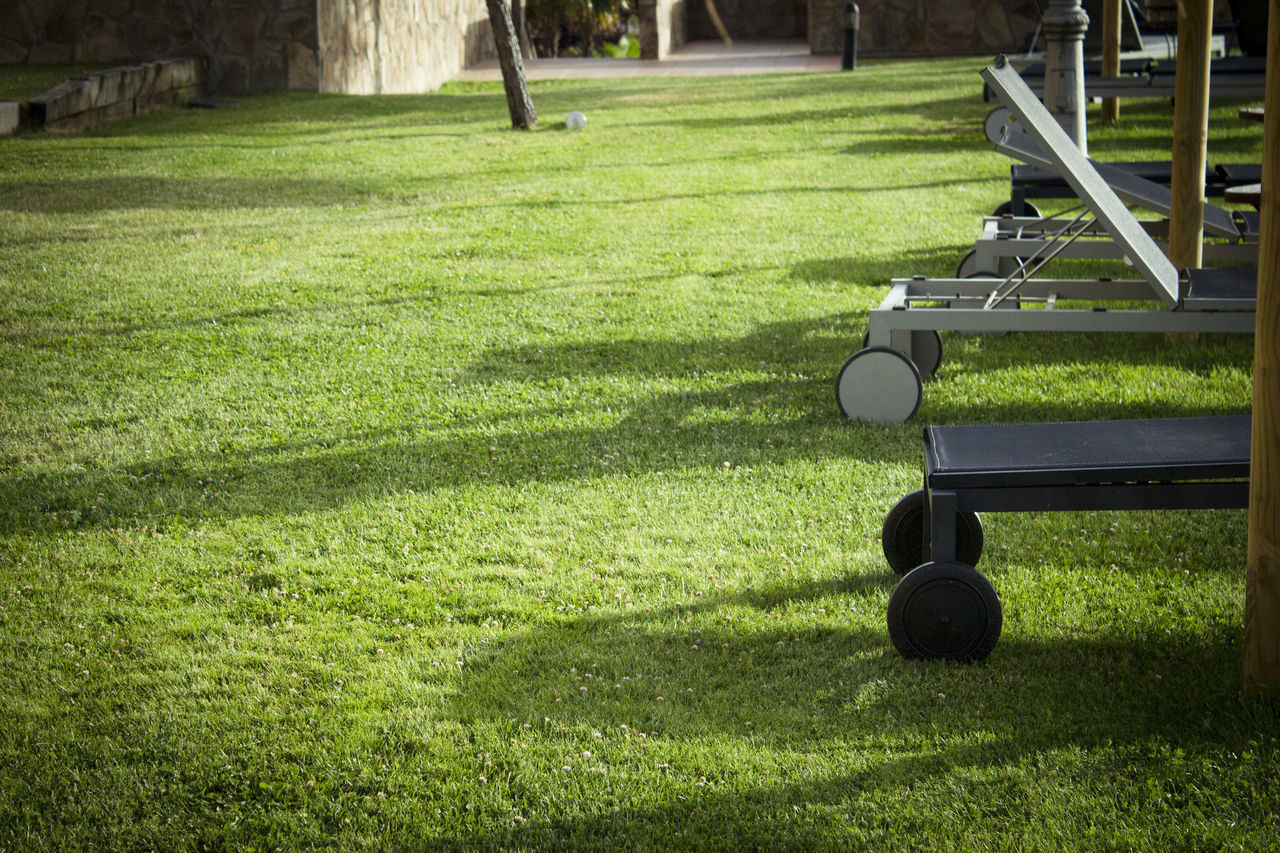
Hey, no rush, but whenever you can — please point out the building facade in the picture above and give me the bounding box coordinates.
[2,0,1043,94]
[0,0,494,94]
[663,0,1041,58]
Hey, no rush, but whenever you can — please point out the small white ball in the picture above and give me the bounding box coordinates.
[565,110,587,130]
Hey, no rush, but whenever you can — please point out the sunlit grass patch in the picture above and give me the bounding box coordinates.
[0,56,1272,850]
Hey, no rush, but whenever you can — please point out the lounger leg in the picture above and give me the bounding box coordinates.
[925,488,959,563]
[890,327,913,359]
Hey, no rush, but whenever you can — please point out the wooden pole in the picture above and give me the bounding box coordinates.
[1244,0,1280,701]
[485,0,538,130]
[1168,0,1214,270]
[704,0,733,46]
[1100,0,1122,124]
[512,0,534,59]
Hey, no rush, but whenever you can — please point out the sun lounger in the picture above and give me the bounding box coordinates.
[834,57,1256,424]
[983,103,1248,241]
[999,160,1260,217]
[1003,55,1264,101]
[971,109,1260,273]
[958,207,1259,279]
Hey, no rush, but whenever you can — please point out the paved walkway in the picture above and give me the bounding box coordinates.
[452,39,841,82]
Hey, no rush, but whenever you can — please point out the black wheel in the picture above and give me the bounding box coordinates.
[887,561,1002,662]
[956,249,998,279]
[910,329,943,378]
[881,489,984,575]
[993,200,1042,219]
[835,347,922,423]
[858,331,942,378]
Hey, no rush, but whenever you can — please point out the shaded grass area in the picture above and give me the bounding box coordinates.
[0,57,1274,849]
[0,62,120,102]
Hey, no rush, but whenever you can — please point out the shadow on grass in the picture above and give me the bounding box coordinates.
[420,574,1264,847]
[0,176,402,213]
[0,157,1005,221]
[790,246,973,283]
[106,90,518,137]
[0,169,1006,216]
[619,93,984,138]
[51,68,997,151]
[482,173,1005,216]
[0,312,901,534]
[0,292,1254,537]
[912,329,1254,426]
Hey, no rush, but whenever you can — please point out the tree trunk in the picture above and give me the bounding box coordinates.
[704,0,733,45]
[485,0,538,130]
[512,0,534,59]
[1243,0,1280,702]
[1100,0,1121,124]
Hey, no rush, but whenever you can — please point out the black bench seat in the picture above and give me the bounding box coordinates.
[1183,267,1258,309]
[882,416,1250,661]
[925,415,1250,491]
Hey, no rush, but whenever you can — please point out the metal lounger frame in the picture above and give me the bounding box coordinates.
[920,415,1251,565]
[883,416,1250,660]
[963,211,1257,279]
[850,61,1256,415]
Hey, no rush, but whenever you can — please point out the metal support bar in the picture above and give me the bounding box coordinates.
[947,482,1249,514]
[984,209,1093,308]
[869,275,1255,338]
[869,303,1255,335]
[926,489,959,563]
[971,215,1259,271]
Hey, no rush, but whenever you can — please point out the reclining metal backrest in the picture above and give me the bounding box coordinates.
[981,58,1184,308]
[985,105,1242,242]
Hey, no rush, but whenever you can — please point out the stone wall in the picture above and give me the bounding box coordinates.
[638,0,686,60]
[28,56,203,131]
[638,0,1041,57]
[0,1,320,93]
[808,0,1040,56]
[691,0,1235,57]
[0,0,495,95]
[688,0,808,41]
[317,0,492,94]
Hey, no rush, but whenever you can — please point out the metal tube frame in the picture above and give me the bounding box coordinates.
[968,212,1259,276]
[864,276,1255,361]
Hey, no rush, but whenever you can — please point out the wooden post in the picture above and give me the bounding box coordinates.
[1168,0,1214,270]
[485,0,538,130]
[1100,0,1122,124]
[1244,0,1280,701]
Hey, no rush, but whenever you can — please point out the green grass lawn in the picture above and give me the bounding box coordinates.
[0,56,1275,849]
[0,63,120,102]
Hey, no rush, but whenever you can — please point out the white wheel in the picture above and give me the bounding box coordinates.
[835,347,922,423]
